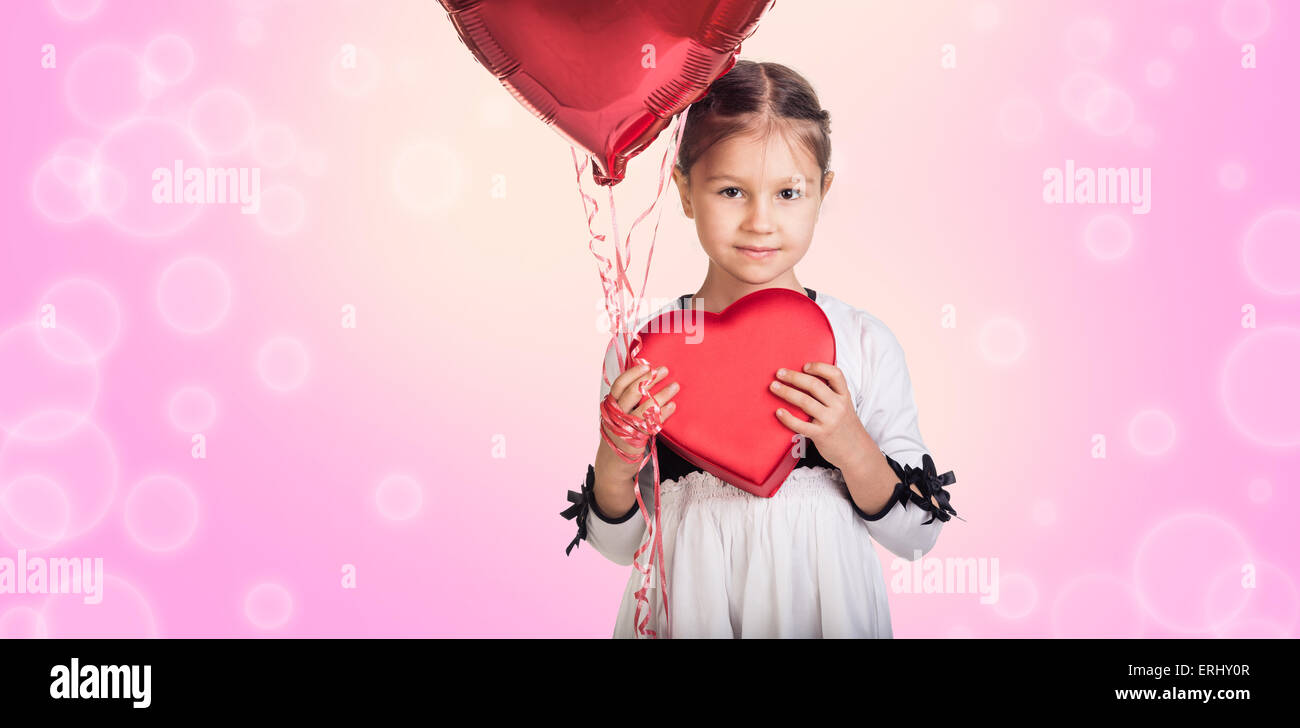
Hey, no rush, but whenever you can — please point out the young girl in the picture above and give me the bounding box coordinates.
[561,60,958,638]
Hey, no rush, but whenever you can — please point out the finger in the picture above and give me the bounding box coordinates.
[769,377,827,421]
[609,362,655,401]
[625,367,670,412]
[657,400,678,424]
[774,367,838,408]
[631,379,679,418]
[801,362,850,399]
[774,406,814,435]
[617,366,668,413]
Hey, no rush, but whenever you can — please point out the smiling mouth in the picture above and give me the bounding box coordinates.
[736,245,780,259]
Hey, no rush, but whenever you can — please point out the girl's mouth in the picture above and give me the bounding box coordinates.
[736,246,779,260]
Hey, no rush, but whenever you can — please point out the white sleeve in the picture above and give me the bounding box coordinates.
[850,314,949,561]
[565,339,649,567]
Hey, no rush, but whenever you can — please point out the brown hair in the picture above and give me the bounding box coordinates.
[675,60,832,191]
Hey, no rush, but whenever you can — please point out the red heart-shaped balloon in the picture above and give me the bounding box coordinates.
[438,0,774,186]
[634,288,836,498]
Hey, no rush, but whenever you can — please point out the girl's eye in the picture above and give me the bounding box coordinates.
[718,187,803,200]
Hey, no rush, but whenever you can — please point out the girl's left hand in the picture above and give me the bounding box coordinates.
[770,361,875,474]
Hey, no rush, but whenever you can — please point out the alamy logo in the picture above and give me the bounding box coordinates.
[0,549,103,604]
[890,551,1000,604]
[49,658,151,709]
[152,160,261,214]
[596,296,705,344]
[1043,159,1151,214]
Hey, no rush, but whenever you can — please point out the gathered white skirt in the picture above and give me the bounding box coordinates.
[610,465,895,639]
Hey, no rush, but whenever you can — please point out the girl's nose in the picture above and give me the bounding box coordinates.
[743,197,777,233]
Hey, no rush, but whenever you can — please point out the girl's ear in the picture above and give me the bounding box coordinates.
[672,167,694,219]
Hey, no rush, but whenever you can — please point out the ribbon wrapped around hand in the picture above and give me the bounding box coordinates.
[596,357,670,638]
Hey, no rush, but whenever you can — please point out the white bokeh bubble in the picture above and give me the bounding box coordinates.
[1246,477,1271,503]
[0,325,98,441]
[1207,560,1298,637]
[124,475,199,552]
[86,163,129,217]
[1058,71,1108,122]
[138,73,166,100]
[978,317,1027,365]
[1220,0,1272,41]
[329,44,382,98]
[244,582,293,630]
[0,475,71,548]
[143,34,195,85]
[0,606,49,638]
[1050,573,1145,637]
[257,337,310,391]
[971,1,1000,31]
[255,184,307,236]
[1084,86,1135,136]
[0,412,119,550]
[1145,59,1174,88]
[252,123,298,169]
[1066,18,1114,63]
[1241,209,1300,295]
[1133,513,1252,633]
[1084,213,1133,260]
[40,574,158,637]
[1127,408,1176,455]
[32,155,97,224]
[64,45,147,129]
[998,97,1043,144]
[51,0,101,21]
[32,139,102,223]
[1218,162,1247,191]
[188,88,256,156]
[991,572,1038,619]
[92,117,208,238]
[393,140,465,216]
[375,475,423,521]
[1220,327,1300,446]
[52,139,97,171]
[168,386,217,433]
[157,257,232,335]
[37,278,121,364]
[1170,25,1195,51]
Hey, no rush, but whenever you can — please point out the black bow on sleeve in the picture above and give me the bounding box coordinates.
[894,453,960,524]
[560,464,598,556]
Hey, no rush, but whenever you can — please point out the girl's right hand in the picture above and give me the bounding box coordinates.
[599,363,681,463]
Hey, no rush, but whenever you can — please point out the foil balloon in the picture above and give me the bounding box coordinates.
[439,0,776,186]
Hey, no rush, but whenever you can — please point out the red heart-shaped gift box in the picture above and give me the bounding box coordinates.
[634,287,836,498]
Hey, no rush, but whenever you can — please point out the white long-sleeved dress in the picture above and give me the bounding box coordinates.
[568,287,956,638]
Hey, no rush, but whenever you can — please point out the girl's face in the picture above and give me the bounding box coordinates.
[672,122,834,286]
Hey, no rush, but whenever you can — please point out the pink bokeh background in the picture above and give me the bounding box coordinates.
[1,0,1297,637]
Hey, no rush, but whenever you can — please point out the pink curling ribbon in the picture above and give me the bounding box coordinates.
[573,104,690,639]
